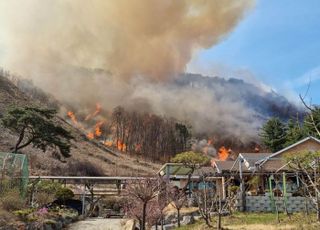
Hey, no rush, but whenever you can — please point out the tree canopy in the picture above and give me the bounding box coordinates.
[1,106,73,158]
[304,106,320,137]
[171,151,211,170]
[259,117,287,152]
[285,118,306,146]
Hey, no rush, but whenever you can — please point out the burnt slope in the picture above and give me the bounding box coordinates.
[0,74,160,176]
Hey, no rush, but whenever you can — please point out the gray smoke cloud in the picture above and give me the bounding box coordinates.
[0,0,258,142]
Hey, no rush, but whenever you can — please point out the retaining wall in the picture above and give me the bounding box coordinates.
[236,194,315,212]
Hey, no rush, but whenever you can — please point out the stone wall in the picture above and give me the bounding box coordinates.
[236,194,315,212]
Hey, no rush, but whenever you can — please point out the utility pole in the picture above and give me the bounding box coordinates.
[239,158,246,211]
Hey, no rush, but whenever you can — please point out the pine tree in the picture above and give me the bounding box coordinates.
[259,117,287,152]
[1,106,73,158]
[285,118,306,146]
[304,106,320,138]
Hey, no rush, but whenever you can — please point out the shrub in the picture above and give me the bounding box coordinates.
[55,187,74,202]
[28,180,63,207]
[35,191,55,207]
[13,208,34,221]
[0,208,16,227]
[0,189,25,211]
[66,160,104,176]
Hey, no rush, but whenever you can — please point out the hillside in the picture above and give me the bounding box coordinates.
[0,75,160,176]
[176,73,301,121]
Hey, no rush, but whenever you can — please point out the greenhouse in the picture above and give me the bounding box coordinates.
[0,152,29,196]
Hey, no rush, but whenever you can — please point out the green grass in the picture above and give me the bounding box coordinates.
[176,212,320,230]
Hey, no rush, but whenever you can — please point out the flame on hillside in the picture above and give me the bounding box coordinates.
[117,140,126,151]
[66,104,130,153]
[218,146,231,161]
[94,121,104,137]
[85,103,102,121]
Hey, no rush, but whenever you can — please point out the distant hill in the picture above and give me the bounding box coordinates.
[0,74,160,176]
[175,73,302,122]
[0,69,304,158]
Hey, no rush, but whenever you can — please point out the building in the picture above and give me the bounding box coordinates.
[213,136,320,212]
[159,136,320,212]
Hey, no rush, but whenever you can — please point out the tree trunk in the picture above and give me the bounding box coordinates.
[142,202,147,230]
[317,200,320,222]
[161,215,164,230]
[177,208,181,227]
[217,212,221,230]
[204,216,212,227]
[14,128,25,153]
[217,195,222,230]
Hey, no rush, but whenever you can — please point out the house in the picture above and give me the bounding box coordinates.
[157,163,226,199]
[159,136,320,212]
[212,136,320,212]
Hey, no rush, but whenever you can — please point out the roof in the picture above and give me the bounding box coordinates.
[257,136,320,166]
[258,158,289,172]
[239,153,271,169]
[193,167,214,176]
[158,163,193,177]
[213,161,236,173]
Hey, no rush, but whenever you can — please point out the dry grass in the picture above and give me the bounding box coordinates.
[0,74,161,177]
[177,212,320,230]
[0,189,25,212]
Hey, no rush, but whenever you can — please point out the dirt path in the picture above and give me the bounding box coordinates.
[68,218,126,230]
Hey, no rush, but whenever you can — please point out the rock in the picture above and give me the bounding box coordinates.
[163,224,177,230]
[181,215,194,225]
[43,223,53,230]
[164,213,176,225]
[64,217,73,225]
[123,219,136,230]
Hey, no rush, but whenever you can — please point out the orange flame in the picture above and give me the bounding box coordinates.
[67,111,78,125]
[218,146,230,161]
[103,140,113,147]
[117,140,126,151]
[87,132,94,140]
[94,121,104,137]
[85,103,102,121]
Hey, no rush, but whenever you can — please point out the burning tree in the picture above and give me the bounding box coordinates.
[2,106,73,158]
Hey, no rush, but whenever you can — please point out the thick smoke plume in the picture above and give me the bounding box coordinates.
[0,0,257,142]
[0,0,253,80]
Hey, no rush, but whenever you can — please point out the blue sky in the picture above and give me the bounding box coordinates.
[188,0,320,104]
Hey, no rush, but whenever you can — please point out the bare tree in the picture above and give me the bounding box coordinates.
[193,182,215,227]
[168,185,187,228]
[125,178,160,230]
[286,151,320,221]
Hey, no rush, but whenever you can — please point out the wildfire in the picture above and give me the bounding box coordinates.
[94,121,104,137]
[117,140,126,151]
[85,103,102,121]
[103,140,113,147]
[67,111,78,125]
[87,132,94,140]
[218,146,230,161]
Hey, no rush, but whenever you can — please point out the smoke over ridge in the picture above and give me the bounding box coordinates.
[0,0,258,142]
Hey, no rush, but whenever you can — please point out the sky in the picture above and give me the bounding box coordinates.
[187,0,320,104]
[1,1,320,105]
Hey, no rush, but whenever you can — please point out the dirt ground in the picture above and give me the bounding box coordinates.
[68,218,126,230]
